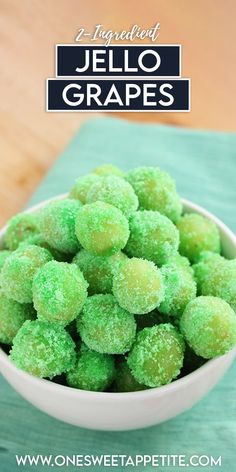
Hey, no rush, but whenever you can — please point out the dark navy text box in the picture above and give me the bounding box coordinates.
[56,45,181,77]
[47,79,190,112]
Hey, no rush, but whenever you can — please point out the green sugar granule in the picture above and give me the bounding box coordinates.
[69,174,100,204]
[1,245,53,303]
[73,249,127,295]
[75,201,130,256]
[77,294,136,355]
[10,319,76,379]
[66,343,115,392]
[87,175,138,217]
[113,257,165,315]
[0,291,35,345]
[128,324,185,387]
[33,261,88,325]
[125,210,179,266]
[177,213,221,263]
[126,166,182,223]
[180,296,236,359]
[40,198,82,254]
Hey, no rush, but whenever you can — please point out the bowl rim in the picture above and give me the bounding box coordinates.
[0,194,235,401]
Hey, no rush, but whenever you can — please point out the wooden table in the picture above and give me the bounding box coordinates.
[0,0,235,226]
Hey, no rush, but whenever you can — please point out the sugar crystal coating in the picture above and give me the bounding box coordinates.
[40,198,82,254]
[87,175,138,217]
[4,213,39,251]
[159,261,197,317]
[1,245,53,303]
[0,291,35,344]
[69,174,100,204]
[33,261,88,325]
[125,210,179,266]
[126,166,182,222]
[66,343,115,391]
[10,320,76,378]
[78,294,136,354]
[113,257,165,314]
[73,249,127,295]
[75,201,130,256]
[93,164,124,177]
[180,296,236,358]
[128,324,185,387]
[177,213,221,263]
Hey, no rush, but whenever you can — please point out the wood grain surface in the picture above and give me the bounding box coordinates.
[0,0,235,226]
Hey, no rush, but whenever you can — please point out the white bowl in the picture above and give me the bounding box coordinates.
[0,195,235,431]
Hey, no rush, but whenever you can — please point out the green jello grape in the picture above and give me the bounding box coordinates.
[33,261,88,325]
[73,249,127,295]
[4,213,39,251]
[1,245,52,303]
[126,166,182,222]
[10,320,76,378]
[69,174,100,204]
[40,198,82,254]
[66,344,115,391]
[75,201,130,256]
[177,213,221,263]
[113,257,164,314]
[87,175,138,217]
[78,294,136,354]
[128,324,185,387]
[180,296,236,358]
[125,210,179,266]
[0,291,35,344]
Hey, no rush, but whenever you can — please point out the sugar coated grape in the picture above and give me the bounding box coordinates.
[177,213,221,263]
[125,210,179,266]
[0,291,35,344]
[66,344,115,391]
[75,201,130,256]
[193,251,225,294]
[114,358,146,392]
[78,294,136,354]
[113,257,164,314]
[1,245,52,303]
[126,166,182,222]
[87,175,138,217]
[201,260,236,311]
[33,261,88,325]
[0,250,11,272]
[69,174,100,204]
[4,213,39,251]
[10,320,76,378]
[128,324,185,387]
[159,262,196,317]
[40,198,82,254]
[93,164,124,177]
[73,249,127,295]
[180,296,236,358]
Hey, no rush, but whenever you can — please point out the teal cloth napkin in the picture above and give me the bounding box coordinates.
[1,117,236,472]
